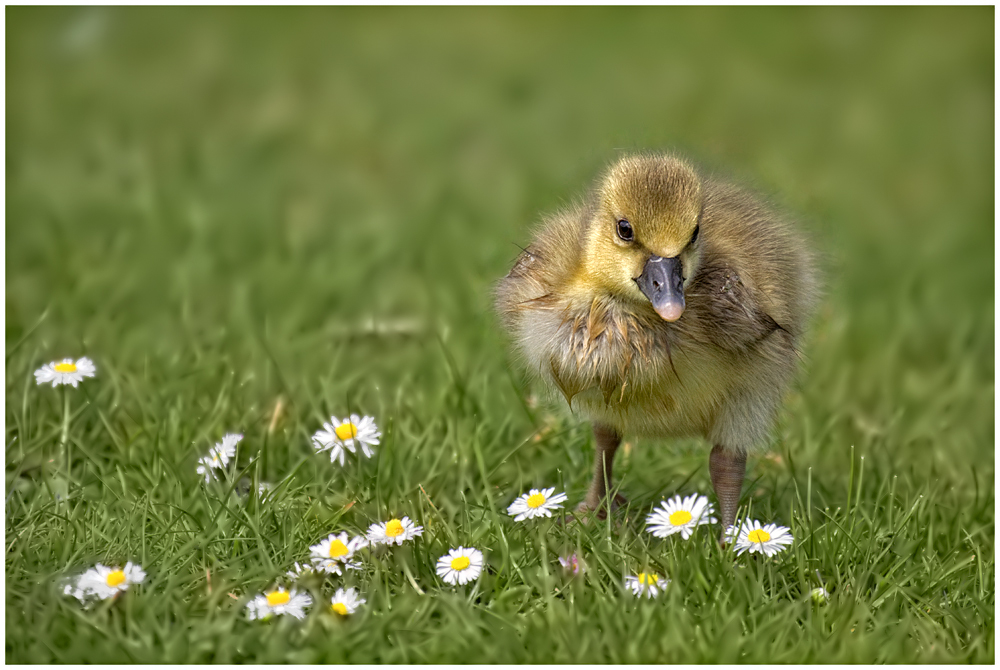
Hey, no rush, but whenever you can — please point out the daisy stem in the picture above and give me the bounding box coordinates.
[536,524,550,582]
[60,385,71,446]
[60,385,72,481]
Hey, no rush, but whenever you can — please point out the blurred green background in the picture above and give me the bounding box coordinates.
[6,6,993,663]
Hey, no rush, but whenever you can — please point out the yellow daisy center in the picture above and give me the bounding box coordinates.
[332,602,348,615]
[450,556,471,571]
[526,493,546,509]
[328,539,349,558]
[747,529,771,544]
[638,572,659,585]
[105,570,126,587]
[669,510,693,526]
[335,422,358,441]
[54,362,77,373]
[385,519,404,538]
[267,591,290,607]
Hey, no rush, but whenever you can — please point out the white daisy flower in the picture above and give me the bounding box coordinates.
[311,414,381,464]
[195,456,219,484]
[284,562,320,582]
[309,532,367,574]
[214,433,242,464]
[34,357,97,388]
[330,587,365,616]
[625,571,667,599]
[726,519,795,557]
[63,582,89,602]
[506,487,568,521]
[246,587,312,620]
[558,553,586,576]
[64,562,146,601]
[257,482,272,496]
[366,516,423,546]
[195,433,243,483]
[435,547,484,585]
[311,428,347,466]
[645,493,717,540]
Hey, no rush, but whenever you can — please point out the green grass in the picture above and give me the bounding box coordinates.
[6,6,993,663]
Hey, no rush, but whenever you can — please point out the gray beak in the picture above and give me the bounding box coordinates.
[635,255,685,321]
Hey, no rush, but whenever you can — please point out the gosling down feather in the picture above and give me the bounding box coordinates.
[496,153,817,540]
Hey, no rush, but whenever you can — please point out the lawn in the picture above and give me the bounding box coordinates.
[5,6,994,663]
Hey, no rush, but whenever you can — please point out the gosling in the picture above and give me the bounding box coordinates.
[496,153,817,540]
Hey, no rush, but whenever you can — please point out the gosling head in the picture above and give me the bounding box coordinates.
[580,154,704,322]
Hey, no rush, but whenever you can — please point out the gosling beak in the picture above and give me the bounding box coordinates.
[635,255,685,322]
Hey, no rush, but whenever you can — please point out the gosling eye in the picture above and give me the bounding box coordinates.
[616,219,634,242]
[689,224,700,246]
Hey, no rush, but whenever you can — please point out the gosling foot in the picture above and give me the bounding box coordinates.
[574,492,628,521]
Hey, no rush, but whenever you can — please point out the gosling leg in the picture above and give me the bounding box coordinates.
[577,423,627,519]
[709,445,747,544]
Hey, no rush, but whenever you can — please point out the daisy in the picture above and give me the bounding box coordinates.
[506,487,568,521]
[195,433,243,483]
[34,357,97,388]
[625,571,667,599]
[558,553,586,576]
[311,414,381,464]
[645,493,717,540]
[436,547,484,585]
[64,562,146,601]
[309,532,367,574]
[246,587,312,620]
[330,587,365,616]
[215,433,242,463]
[195,455,219,483]
[726,519,794,557]
[367,516,423,546]
[63,582,90,603]
[284,562,320,582]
